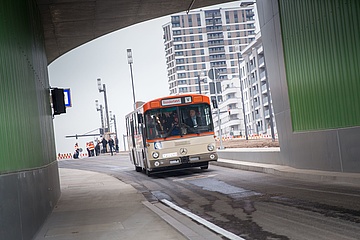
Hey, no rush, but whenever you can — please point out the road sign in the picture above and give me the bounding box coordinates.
[208,68,220,80]
[64,88,72,107]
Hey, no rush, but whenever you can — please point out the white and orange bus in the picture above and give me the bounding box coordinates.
[125,94,218,176]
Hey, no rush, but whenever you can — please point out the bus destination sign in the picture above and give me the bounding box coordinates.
[161,96,192,106]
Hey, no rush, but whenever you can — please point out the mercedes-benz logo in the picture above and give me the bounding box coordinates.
[180,148,187,155]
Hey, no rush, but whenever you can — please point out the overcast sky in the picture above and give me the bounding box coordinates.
[49,1,243,154]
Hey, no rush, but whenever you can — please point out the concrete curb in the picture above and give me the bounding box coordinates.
[212,159,360,186]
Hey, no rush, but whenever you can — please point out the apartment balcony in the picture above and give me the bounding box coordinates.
[257,45,264,54]
[229,108,240,115]
[263,96,269,106]
[208,34,224,40]
[264,109,270,118]
[208,40,225,46]
[222,86,239,95]
[260,71,266,81]
[261,83,267,93]
[258,57,265,68]
[205,12,221,18]
[209,55,226,61]
[223,97,239,106]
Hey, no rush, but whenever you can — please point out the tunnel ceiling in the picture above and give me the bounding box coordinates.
[36,0,236,64]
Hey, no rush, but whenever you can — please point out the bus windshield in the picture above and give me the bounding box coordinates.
[144,103,214,140]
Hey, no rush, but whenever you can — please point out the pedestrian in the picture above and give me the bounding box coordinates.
[108,137,115,156]
[114,136,119,153]
[101,137,107,153]
[95,140,101,156]
[89,141,95,157]
[74,143,79,159]
[86,142,91,157]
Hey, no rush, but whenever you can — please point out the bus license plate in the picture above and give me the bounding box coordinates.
[169,160,180,164]
[163,152,177,158]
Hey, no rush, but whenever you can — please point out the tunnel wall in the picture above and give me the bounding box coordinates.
[257,0,360,172]
[0,0,60,239]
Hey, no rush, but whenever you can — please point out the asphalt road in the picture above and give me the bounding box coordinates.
[58,153,360,240]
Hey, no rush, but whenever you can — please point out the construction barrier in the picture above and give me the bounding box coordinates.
[57,152,88,160]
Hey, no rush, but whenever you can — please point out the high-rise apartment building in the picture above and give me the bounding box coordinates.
[162,2,277,139]
[162,3,256,96]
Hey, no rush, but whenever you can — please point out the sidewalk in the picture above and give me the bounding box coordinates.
[212,158,360,186]
[34,168,222,240]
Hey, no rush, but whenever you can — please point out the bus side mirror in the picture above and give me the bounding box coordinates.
[138,113,144,123]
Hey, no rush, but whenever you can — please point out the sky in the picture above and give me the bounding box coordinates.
[49,1,244,154]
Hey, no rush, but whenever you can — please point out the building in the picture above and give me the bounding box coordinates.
[239,33,277,138]
[162,3,256,95]
[162,3,257,138]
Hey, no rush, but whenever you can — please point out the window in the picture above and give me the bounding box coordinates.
[144,103,213,139]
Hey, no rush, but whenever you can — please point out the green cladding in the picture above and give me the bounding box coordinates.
[0,0,56,173]
[279,0,360,131]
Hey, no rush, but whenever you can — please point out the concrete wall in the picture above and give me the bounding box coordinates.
[257,0,360,173]
[0,0,61,239]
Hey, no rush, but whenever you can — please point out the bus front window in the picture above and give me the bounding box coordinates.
[145,104,213,140]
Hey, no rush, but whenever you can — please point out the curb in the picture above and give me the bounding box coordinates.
[212,159,360,186]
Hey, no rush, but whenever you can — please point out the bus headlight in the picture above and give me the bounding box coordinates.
[152,151,159,159]
[207,144,215,151]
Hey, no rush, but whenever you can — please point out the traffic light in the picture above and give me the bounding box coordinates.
[212,99,218,109]
[51,88,66,115]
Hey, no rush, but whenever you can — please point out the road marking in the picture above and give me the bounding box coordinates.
[172,174,217,181]
[161,199,245,240]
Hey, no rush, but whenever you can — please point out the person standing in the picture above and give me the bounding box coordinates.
[86,142,91,157]
[89,141,95,157]
[101,137,107,153]
[95,140,101,156]
[114,136,119,153]
[108,137,114,156]
[74,143,79,159]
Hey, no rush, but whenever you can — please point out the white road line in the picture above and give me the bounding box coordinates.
[161,199,245,240]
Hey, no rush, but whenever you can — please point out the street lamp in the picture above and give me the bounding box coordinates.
[109,111,118,139]
[235,41,248,140]
[95,100,105,135]
[127,49,136,109]
[209,67,224,150]
[97,78,110,134]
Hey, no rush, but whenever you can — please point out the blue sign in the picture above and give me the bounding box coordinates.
[64,88,72,107]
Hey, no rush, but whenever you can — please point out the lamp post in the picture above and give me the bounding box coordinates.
[95,100,105,135]
[236,51,249,140]
[209,67,224,150]
[97,78,110,134]
[109,111,118,139]
[127,49,136,109]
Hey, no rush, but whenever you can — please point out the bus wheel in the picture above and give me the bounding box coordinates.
[200,163,209,170]
[135,166,142,172]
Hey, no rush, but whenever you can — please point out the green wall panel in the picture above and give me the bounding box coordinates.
[0,0,56,173]
[279,0,360,132]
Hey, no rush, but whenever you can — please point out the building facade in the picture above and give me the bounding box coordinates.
[239,33,277,137]
[162,3,277,138]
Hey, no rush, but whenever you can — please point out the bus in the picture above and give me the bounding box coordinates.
[125,94,218,176]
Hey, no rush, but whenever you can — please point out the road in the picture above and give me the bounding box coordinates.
[58,153,360,240]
